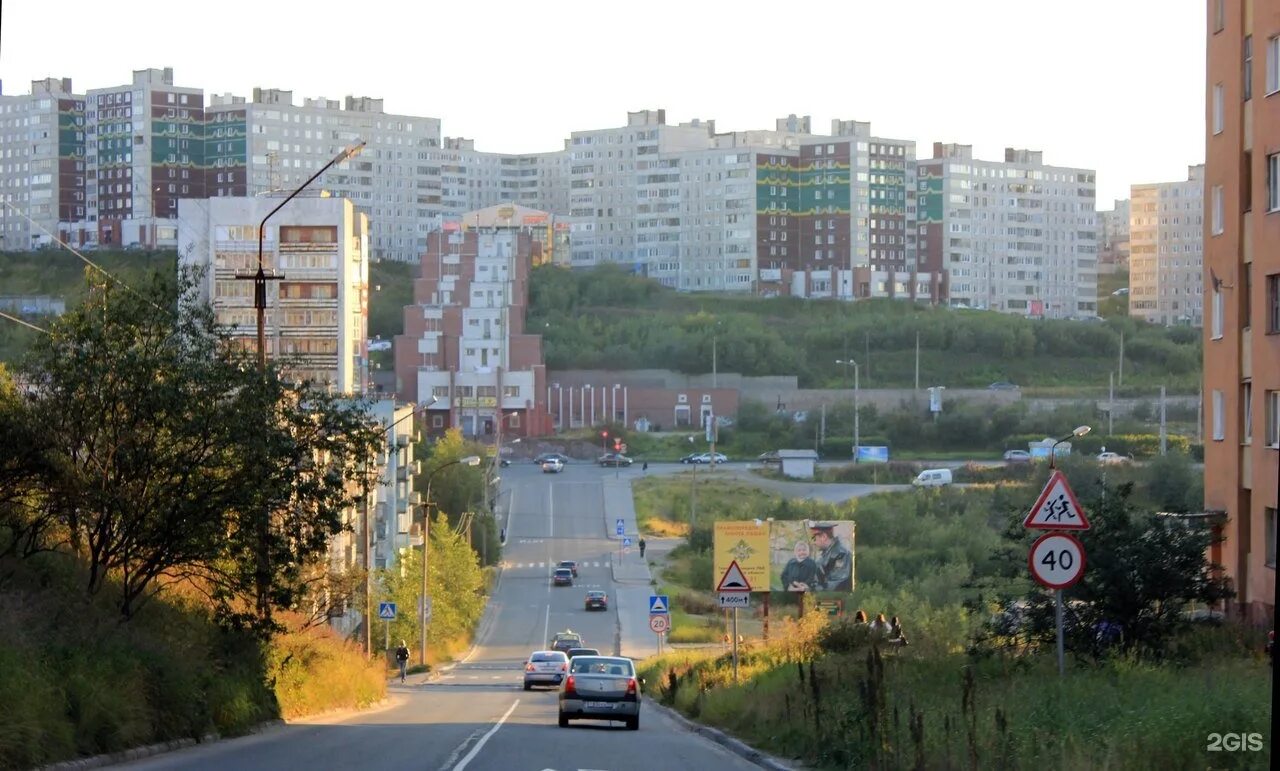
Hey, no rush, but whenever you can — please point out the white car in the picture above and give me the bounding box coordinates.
[691,452,728,464]
[1097,451,1131,465]
[524,650,569,690]
[541,458,565,473]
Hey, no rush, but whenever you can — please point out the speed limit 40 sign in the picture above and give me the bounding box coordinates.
[1028,532,1086,590]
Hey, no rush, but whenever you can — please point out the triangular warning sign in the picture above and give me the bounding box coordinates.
[1023,470,1091,530]
[649,596,668,613]
[716,560,753,592]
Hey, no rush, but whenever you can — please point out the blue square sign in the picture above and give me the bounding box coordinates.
[648,595,669,614]
[378,602,396,620]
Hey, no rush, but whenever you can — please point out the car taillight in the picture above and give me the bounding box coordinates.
[626,677,637,696]
[564,675,576,695]
[525,663,536,672]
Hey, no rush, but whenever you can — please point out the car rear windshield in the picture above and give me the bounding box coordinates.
[555,568,572,576]
[587,591,605,597]
[531,652,566,662]
[570,657,634,675]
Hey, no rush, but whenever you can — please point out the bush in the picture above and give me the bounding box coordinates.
[270,625,386,720]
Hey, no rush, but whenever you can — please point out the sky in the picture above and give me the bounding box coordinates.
[1,0,1204,205]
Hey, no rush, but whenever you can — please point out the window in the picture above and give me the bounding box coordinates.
[1212,185,1224,234]
[1212,286,1224,339]
[1213,84,1224,134]
[1267,507,1277,568]
[1244,262,1252,326]
[1214,0,1224,33]
[432,414,444,428]
[1269,154,1280,211]
[1269,36,1280,95]
[1212,389,1225,441]
[1268,273,1280,332]
[1268,390,1280,447]
[1243,381,1253,444]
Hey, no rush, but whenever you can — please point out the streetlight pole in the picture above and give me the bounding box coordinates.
[836,359,859,461]
[419,454,481,668]
[1049,425,1091,470]
[235,140,364,626]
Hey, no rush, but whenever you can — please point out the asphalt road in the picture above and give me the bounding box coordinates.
[117,462,761,771]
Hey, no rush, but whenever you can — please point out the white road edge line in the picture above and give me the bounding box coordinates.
[451,699,520,771]
[542,603,550,646]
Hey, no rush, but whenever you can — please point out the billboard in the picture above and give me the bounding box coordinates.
[714,520,770,592]
[855,446,889,463]
[769,520,855,592]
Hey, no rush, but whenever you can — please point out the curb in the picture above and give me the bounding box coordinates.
[647,700,798,771]
[38,719,285,771]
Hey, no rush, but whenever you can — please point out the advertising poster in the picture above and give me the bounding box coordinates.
[713,520,770,592]
[769,520,856,592]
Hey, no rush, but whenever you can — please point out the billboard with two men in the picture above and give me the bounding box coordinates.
[769,520,856,592]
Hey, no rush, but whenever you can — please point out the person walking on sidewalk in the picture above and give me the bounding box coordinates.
[394,640,410,683]
[638,538,647,558]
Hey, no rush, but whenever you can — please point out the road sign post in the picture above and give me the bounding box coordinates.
[1025,467,1089,679]
[716,561,752,684]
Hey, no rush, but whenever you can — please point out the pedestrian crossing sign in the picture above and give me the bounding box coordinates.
[378,602,397,620]
[648,595,669,614]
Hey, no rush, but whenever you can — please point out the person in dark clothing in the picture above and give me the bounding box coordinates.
[780,539,824,592]
[394,640,410,683]
[639,538,647,558]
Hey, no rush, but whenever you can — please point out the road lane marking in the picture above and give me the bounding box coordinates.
[542,603,550,645]
[503,485,518,545]
[451,699,520,771]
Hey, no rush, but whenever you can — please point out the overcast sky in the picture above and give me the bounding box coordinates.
[1,0,1204,205]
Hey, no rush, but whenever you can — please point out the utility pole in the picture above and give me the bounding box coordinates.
[363,465,372,658]
[914,331,920,391]
[1159,385,1167,455]
[1118,330,1125,387]
[1109,371,1115,436]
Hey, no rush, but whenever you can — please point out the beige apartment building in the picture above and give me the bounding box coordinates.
[1128,165,1204,325]
[1203,0,1280,624]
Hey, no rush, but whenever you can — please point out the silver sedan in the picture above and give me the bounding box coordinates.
[558,655,642,730]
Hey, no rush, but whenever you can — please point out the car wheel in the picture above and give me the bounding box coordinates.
[626,716,639,731]
[558,713,570,728]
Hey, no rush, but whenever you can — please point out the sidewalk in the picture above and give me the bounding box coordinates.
[601,476,660,658]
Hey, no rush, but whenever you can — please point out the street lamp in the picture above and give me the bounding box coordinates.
[835,359,860,461]
[419,453,481,667]
[1050,426,1091,469]
[239,139,366,370]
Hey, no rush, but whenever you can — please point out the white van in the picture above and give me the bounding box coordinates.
[912,468,953,487]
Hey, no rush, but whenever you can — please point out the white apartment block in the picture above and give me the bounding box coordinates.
[1128,165,1203,326]
[85,68,204,250]
[1098,198,1131,265]
[177,195,370,392]
[368,398,421,573]
[917,143,1097,318]
[0,78,85,250]
[206,88,442,264]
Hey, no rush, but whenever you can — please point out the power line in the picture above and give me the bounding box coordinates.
[0,309,49,334]
[1,200,166,313]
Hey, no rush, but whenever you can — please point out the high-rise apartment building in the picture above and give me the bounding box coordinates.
[1203,0,1280,624]
[1098,198,1131,267]
[85,68,205,249]
[917,143,1098,318]
[0,78,85,250]
[395,220,552,440]
[177,195,370,392]
[1128,165,1204,325]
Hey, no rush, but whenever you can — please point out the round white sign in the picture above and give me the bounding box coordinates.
[1028,532,1086,590]
[649,615,670,633]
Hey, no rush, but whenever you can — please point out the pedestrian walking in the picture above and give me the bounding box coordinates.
[394,640,410,683]
[869,613,891,645]
[889,615,909,647]
[638,538,647,558]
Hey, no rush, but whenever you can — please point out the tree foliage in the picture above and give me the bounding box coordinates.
[1,269,384,630]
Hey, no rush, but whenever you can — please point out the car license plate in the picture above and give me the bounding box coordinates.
[584,701,615,709]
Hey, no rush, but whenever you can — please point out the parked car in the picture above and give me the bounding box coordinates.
[1002,450,1032,464]
[550,631,584,654]
[553,567,574,586]
[987,381,1019,391]
[541,457,565,473]
[523,650,569,690]
[558,560,579,578]
[566,647,600,659]
[559,655,643,730]
[690,452,728,464]
[1112,287,1130,296]
[756,450,781,464]
[583,590,608,611]
[534,453,570,465]
[678,453,700,464]
[912,468,953,487]
[1097,451,1131,465]
[598,453,633,467]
